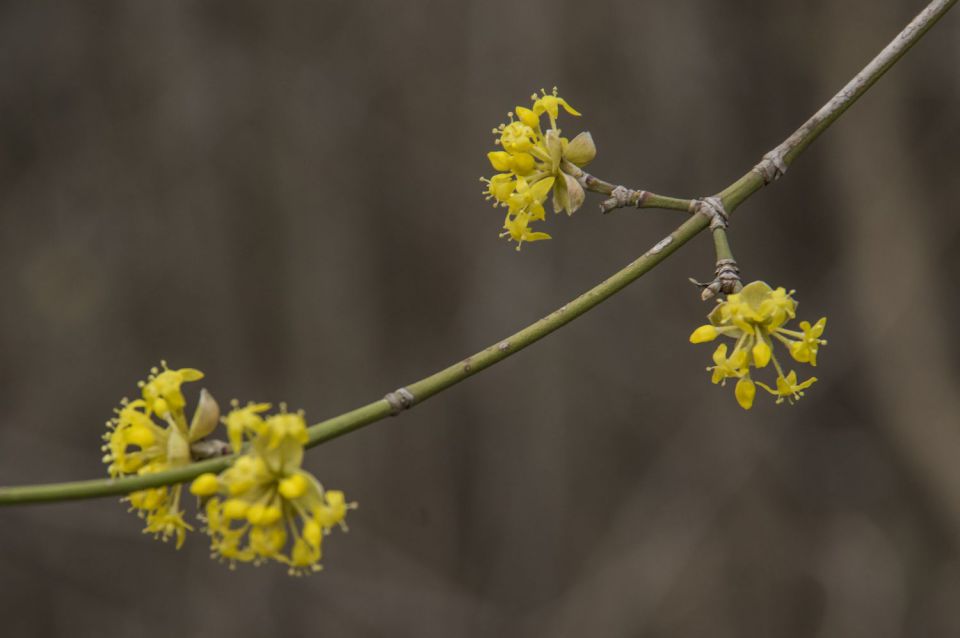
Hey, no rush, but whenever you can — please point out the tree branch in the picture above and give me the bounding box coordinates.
[0,0,954,506]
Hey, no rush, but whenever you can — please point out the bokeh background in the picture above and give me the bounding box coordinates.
[2,1,959,636]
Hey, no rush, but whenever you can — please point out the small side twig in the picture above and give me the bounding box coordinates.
[560,160,694,214]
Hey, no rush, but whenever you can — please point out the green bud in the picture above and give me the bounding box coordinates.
[563,131,596,166]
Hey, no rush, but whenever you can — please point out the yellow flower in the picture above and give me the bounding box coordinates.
[531,91,581,128]
[102,399,165,477]
[758,287,797,330]
[501,211,552,250]
[708,343,748,385]
[193,406,355,575]
[787,318,827,366]
[498,176,556,250]
[139,361,203,421]
[262,412,309,451]
[507,176,554,219]
[498,121,537,154]
[481,173,517,205]
[133,464,194,549]
[688,282,827,409]
[756,371,818,404]
[223,401,272,453]
[103,364,217,548]
[487,150,536,175]
[481,87,595,249]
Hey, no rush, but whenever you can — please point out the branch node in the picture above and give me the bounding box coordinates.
[752,149,789,184]
[612,185,631,207]
[384,387,416,415]
[714,258,741,293]
[694,196,729,230]
[690,258,741,301]
[600,185,648,214]
[190,439,232,460]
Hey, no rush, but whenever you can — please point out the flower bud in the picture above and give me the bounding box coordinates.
[487,151,513,172]
[563,131,596,166]
[279,473,308,499]
[223,498,249,519]
[515,106,539,128]
[510,152,536,175]
[735,377,756,410]
[752,339,772,368]
[189,388,221,441]
[544,129,563,171]
[166,428,190,463]
[689,325,718,343]
[190,473,220,497]
[558,172,585,215]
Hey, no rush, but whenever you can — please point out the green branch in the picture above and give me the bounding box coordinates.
[0,0,955,506]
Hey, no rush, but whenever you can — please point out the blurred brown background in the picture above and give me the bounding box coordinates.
[1,1,959,636]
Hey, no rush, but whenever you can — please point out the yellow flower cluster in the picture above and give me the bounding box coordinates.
[102,363,215,548]
[190,403,354,575]
[103,363,354,575]
[481,88,597,250]
[689,281,827,409]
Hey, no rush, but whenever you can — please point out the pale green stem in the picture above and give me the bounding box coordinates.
[563,160,695,214]
[712,227,736,264]
[645,193,695,212]
[0,0,955,506]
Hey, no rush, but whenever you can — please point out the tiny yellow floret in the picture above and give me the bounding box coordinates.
[757,371,818,404]
[139,362,203,419]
